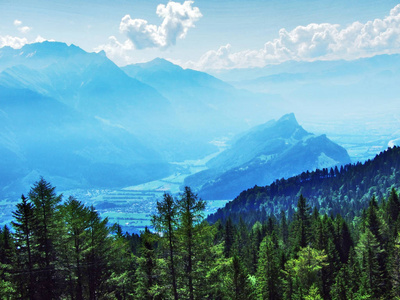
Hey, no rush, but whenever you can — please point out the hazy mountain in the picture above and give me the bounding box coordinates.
[0,42,222,161]
[184,113,351,199]
[122,58,284,137]
[210,54,400,117]
[0,83,173,198]
[208,54,400,162]
[0,42,171,125]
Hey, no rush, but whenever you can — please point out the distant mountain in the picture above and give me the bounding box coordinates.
[210,54,400,83]
[0,42,222,162]
[184,113,351,199]
[0,42,170,125]
[209,54,400,162]
[122,58,283,137]
[0,85,172,197]
[211,54,400,117]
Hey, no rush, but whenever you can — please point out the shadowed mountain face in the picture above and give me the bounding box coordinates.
[184,114,351,200]
[0,42,177,196]
[0,85,173,196]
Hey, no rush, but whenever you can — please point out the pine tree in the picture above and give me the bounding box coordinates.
[387,188,400,236]
[282,246,327,299]
[11,195,36,299]
[290,195,312,251]
[224,217,235,258]
[389,233,400,298]
[231,255,253,300]
[355,228,384,298]
[28,178,62,299]
[256,235,280,299]
[60,196,91,300]
[0,225,16,299]
[151,193,179,300]
[86,205,112,300]
[176,186,206,300]
[135,227,159,300]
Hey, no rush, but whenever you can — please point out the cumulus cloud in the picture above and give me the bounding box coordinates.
[187,4,400,70]
[96,1,201,64]
[0,35,51,49]
[0,36,28,49]
[120,0,202,49]
[95,36,134,65]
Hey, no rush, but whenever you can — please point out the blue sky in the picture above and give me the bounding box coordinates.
[1,0,400,69]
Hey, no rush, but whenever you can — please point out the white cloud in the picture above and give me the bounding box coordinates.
[0,35,28,49]
[119,0,202,49]
[187,4,400,70]
[95,36,134,65]
[13,19,32,34]
[0,35,52,49]
[96,1,202,65]
[18,26,32,34]
[13,19,22,27]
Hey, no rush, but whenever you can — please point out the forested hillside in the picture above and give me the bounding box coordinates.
[208,146,400,225]
[1,147,400,299]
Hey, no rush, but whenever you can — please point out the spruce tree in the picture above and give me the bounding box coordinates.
[151,193,179,300]
[28,178,62,299]
[11,195,36,299]
[176,186,206,300]
[256,235,280,299]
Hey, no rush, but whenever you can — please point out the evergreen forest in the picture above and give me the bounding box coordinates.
[1,147,400,299]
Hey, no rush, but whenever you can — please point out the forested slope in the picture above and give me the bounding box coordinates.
[208,146,400,224]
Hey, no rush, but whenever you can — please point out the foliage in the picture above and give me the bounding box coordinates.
[1,147,400,299]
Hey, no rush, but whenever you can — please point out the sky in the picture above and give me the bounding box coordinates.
[1,0,400,70]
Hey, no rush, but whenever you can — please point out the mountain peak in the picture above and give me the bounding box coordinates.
[277,113,298,125]
[140,58,182,72]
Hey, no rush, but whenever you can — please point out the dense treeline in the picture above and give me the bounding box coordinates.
[0,178,135,299]
[1,147,400,299]
[2,181,400,299]
[208,146,400,225]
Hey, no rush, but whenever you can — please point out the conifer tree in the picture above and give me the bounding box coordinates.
[231,255,253,300]
[11,195,36,299]
[290,195,312,251]
[28,178,62,299]
[224,217,235,258]
[135,227,159,300]
[176,186,206,300]
[86,205,112,300]
[387,188,400,236]
[355,228,384,298]
[151,193,179,300]
[60,196,91,300]
[256,235,280,299]
[0,225,16,299]
[389,233,400,298]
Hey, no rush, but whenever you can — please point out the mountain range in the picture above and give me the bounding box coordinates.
[0,41,278,197]
[184,114,351,199]
[2,41,393,202]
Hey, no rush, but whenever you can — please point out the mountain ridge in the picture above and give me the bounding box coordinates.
[185,113,350,200]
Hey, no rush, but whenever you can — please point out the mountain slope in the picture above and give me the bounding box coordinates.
[208,146,400,224]
[0,42,171,124]
[122,58,283,136]
[0,42,219,161]
[185,114,350,199]
[0,85,172,197]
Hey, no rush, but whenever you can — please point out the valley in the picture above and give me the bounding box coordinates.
[0,42,399,235]
[61,146,230,233]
